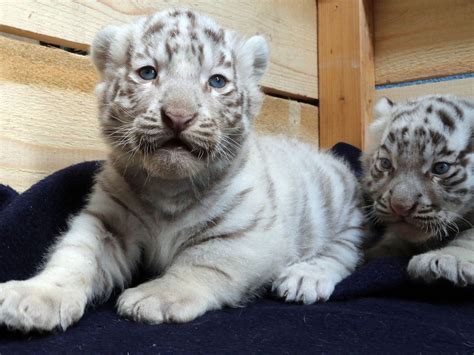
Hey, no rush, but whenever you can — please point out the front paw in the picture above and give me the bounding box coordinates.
[117,280,213,324]
[272,262,339,304]
[407,252,474,286]
[0,280,86,332]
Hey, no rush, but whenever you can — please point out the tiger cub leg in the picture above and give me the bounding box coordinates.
[272,227,364,304]
[0,210,136,332]
[117,236,272,324]
[408,229,474,286]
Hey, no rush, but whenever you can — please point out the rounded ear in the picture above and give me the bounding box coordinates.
[365,97,396,152]
[374,96,395,120]
[240,35,269,82]
[91,25,120,73]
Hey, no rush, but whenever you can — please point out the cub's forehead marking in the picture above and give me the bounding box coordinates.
[438,109,455,132]
[143,21,165,40]
[436,96,464,119]
[204,28,225,44]
[134,10,233,74]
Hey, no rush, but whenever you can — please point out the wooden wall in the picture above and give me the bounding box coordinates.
[374,0,474,85]
[0,0,318,100]
[0,1,319,191]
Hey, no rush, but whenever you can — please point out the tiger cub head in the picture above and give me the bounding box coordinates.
[91,9,268,179]
[362,95,474,242]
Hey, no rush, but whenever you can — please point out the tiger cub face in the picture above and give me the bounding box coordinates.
[91,9,268,179]
[362,95,474,242]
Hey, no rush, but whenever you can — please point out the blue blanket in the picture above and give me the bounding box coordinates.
[1,144,473,352]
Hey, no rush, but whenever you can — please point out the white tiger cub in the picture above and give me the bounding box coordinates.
[0,9,364,332]
[362,95,474,286]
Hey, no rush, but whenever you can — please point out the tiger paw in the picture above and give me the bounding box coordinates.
[117,279,214,324]
[407,252,474,286]
[0,280,87,332]
[272,262,339,304]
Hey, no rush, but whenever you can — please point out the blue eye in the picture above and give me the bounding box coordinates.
[379,158,392,170]
[138,66,157,80]
[208,74,227,88]
[432,162,451,175]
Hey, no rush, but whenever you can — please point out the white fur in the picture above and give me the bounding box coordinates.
[0,9,365,332]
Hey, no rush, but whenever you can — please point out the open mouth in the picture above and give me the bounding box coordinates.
[160,138,193,151]
[137,136,208,159]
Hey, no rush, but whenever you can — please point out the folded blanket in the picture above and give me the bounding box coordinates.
[1,144,473,352]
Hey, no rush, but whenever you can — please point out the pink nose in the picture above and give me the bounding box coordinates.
[390,201,416,217]
[161,108,196,133]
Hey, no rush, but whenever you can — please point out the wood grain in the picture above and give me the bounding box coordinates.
[375,0,474,84]
[376,78,474,103]
[0,0,318,100]
[318,0,375,149]
[0,36,318,192]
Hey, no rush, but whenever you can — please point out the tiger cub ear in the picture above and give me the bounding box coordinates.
[365,97,396,152]
[374,96,395,120]
[91,26,120,73]
[237,35,269,82]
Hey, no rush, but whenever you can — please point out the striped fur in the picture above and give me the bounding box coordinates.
[0,9,365,332]
[362,95,474,286]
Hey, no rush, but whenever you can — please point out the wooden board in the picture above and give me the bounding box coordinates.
[0,0,318,100]
[375,0,474,84]
[0,36,318,192]
[376,78,474,103]
[318,0,375,149]
[255,96,319,146]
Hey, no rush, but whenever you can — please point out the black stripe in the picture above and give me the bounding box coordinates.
[380,144,391,153]
[429,130,446,145]
[437,109,455,131]
[444,173,467,187]
[387,132,396,143]
[436,97,464,119]
[445,169,460,180]
[378,200,388,209]
[438,146,454,157]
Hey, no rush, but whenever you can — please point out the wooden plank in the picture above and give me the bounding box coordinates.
[0,36,318,192]
[318,0,375,149]
[376,78,474,102]
[375,0,474,85]
[255,97,319,146]
[0,0,318,100]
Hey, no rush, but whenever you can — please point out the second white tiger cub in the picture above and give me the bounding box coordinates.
[362,95,474,286]
[0,9,365,332]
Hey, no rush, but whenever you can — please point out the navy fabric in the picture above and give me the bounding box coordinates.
[1,145,473,352]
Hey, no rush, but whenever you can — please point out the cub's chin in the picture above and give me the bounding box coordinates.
[388,221,431,243]
[141,147,207,179]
